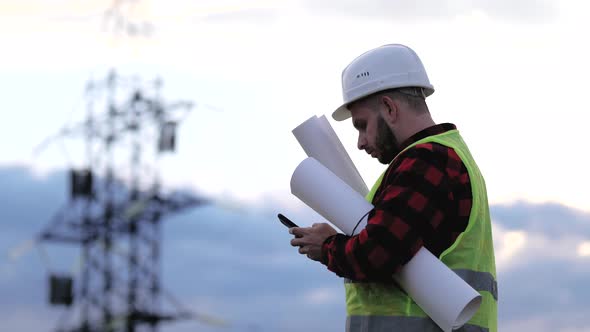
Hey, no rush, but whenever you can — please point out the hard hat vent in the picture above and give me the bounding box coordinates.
[356,72,370,78]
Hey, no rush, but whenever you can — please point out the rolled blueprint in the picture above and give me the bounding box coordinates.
[290,157,481,332]
[290,157,371,234]
[292,115,369,196]
[395,247,482,331]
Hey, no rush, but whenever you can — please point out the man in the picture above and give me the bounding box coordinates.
[290,44,497,332]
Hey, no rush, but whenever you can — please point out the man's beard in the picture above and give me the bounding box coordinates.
[375,115,400,164]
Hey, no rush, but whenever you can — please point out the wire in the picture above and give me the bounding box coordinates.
[7,238,36,261]
[57,136,74,169]
[36,243,54,274]
[351,209,373,236]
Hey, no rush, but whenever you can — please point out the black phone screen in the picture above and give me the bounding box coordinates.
[277,213,299,228]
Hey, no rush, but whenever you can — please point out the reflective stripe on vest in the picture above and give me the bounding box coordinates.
[454,269,498,301]
[344,129,498,332]
[346,316,489,332]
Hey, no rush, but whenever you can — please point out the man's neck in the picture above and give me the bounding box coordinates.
[397,113,436,143]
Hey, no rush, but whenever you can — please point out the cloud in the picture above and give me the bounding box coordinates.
[199,7,279,23]
[499,259,590,330]
[488,202,590,331]
[577,241,590,257]
[492,222,590,272]
[302,287,342,305]
[492,223,527,271]
[491,201,590,236]
[501,313,590,332]
[300,0,558,23]
[2,165,590,331]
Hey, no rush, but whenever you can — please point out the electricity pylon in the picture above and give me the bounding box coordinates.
[36,70,210,332]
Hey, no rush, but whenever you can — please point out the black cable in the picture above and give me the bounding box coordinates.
[350,209,373,236]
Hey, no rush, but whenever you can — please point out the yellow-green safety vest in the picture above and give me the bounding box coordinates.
[345,129,498,332]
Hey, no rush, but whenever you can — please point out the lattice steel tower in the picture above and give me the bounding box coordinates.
[37,70,206,332]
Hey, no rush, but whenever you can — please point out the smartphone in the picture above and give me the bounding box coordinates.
[277,213,299,228]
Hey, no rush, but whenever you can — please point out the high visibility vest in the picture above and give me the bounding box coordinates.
[345,129,498,332]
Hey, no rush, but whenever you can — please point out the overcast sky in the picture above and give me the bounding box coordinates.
[1,1,590,331]
[1,0,590,212]
[1,167,590,331]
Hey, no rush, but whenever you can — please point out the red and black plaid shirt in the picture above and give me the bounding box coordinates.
[320,123,472,282]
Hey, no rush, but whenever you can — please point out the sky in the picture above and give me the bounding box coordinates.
[1,0,590,331]
[2,167,590,332]
[1,0,589,211]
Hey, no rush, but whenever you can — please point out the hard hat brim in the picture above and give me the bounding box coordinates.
[332,104,351,121]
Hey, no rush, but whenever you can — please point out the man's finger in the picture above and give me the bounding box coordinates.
[298,246,307,254]
[289,227,308,237]
[291,238,305,247]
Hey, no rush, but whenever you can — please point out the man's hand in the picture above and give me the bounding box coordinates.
[290,223,337,262]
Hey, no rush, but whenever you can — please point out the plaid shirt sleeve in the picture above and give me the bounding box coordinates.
[320,142,472,282]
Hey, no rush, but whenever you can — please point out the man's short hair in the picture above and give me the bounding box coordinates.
[383,87,429,113]
[350,87,429,114]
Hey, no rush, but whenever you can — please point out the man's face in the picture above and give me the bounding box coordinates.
[350,102,400,165]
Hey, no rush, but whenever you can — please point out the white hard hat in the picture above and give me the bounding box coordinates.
[332,44,435,121]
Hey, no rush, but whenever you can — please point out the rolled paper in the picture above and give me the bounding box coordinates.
[290,157,482,331]
[292,115,368,196]
[394,247,482,332]
[290,157,371,234]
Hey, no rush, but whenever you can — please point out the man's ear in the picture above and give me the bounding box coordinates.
[380,96,398,126]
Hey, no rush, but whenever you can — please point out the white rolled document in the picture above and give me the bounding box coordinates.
[292,115,369,196]
[395,247,482,331]
[290,157,372,234]
[290,157,481,332]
